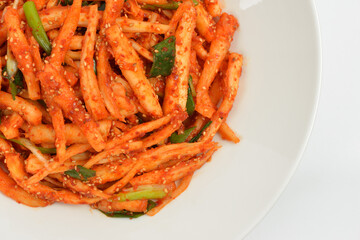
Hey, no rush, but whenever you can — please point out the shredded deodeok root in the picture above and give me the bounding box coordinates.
[0,0,243,218]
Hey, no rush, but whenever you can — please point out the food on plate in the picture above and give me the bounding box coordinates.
[0,0,243,218]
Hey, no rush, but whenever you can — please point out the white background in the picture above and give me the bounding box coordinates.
[245,0,360,239]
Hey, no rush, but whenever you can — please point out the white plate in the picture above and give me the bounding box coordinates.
[0,0,321,239]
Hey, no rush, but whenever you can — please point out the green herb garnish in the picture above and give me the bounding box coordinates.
[36,147,57,154]
[101,200,157,218]
[188,75,196,97]
[142,0,198,10]
[142,2,179,10]
[23,1,52,55]
[189,121,212,143]
[149,36,175,77]
[186,86,195,116]
[170,127,195,143]
[93,59,97,75]
[185,76,196,116]
[114,185,167,202]
[64,165,96,181]
[0,134,56,154]
[0,134,22,145]
[2,67,24,100]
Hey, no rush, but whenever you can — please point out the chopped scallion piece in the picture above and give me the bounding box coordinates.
[149,36,175,77]
[142,0,198,10]
[36,147,57,154]
[6,47,18,79]
[2,67,24,100]
[186,86,195,116]
[65,165,96,181]
[189,121,212,143]
[0,134,22,146]
[114,185,167,202]
[170,127,196,143]
[142,2,179,10]
[0,134,56,154]
[188,75,196,97]
[101,200,157,218]
[23,1,52,55]
[93,59,97,75]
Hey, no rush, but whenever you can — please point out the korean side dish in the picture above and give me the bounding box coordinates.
[0,0,243,218]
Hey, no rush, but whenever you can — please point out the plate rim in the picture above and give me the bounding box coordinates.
[242,0,323,238]
[0,0,323,239]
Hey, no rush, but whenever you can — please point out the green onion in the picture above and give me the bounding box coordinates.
[101,210,144,218]
[64,169,81,180]
[4,46,22,100]
[114,185,167,202]
[186,86,195,116]
[9,79,19,100]
[170,127,195,143]
[189,121,212,143]
[149,36,176,77]
[0,134,57,154]
[93,59,97,75]
[142,2,180,10]
[6,47,18,79]
[36,147,57,154]
[186,76,196,115]
[142,0,198,10]
[101,200,157,218]
[78,165,96,180]
[9,71,24,100]
[23,1,52,55]
[188,75,196,97]
[2,67,24,100]
[0,134,22,146]
[65,165,96,181]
